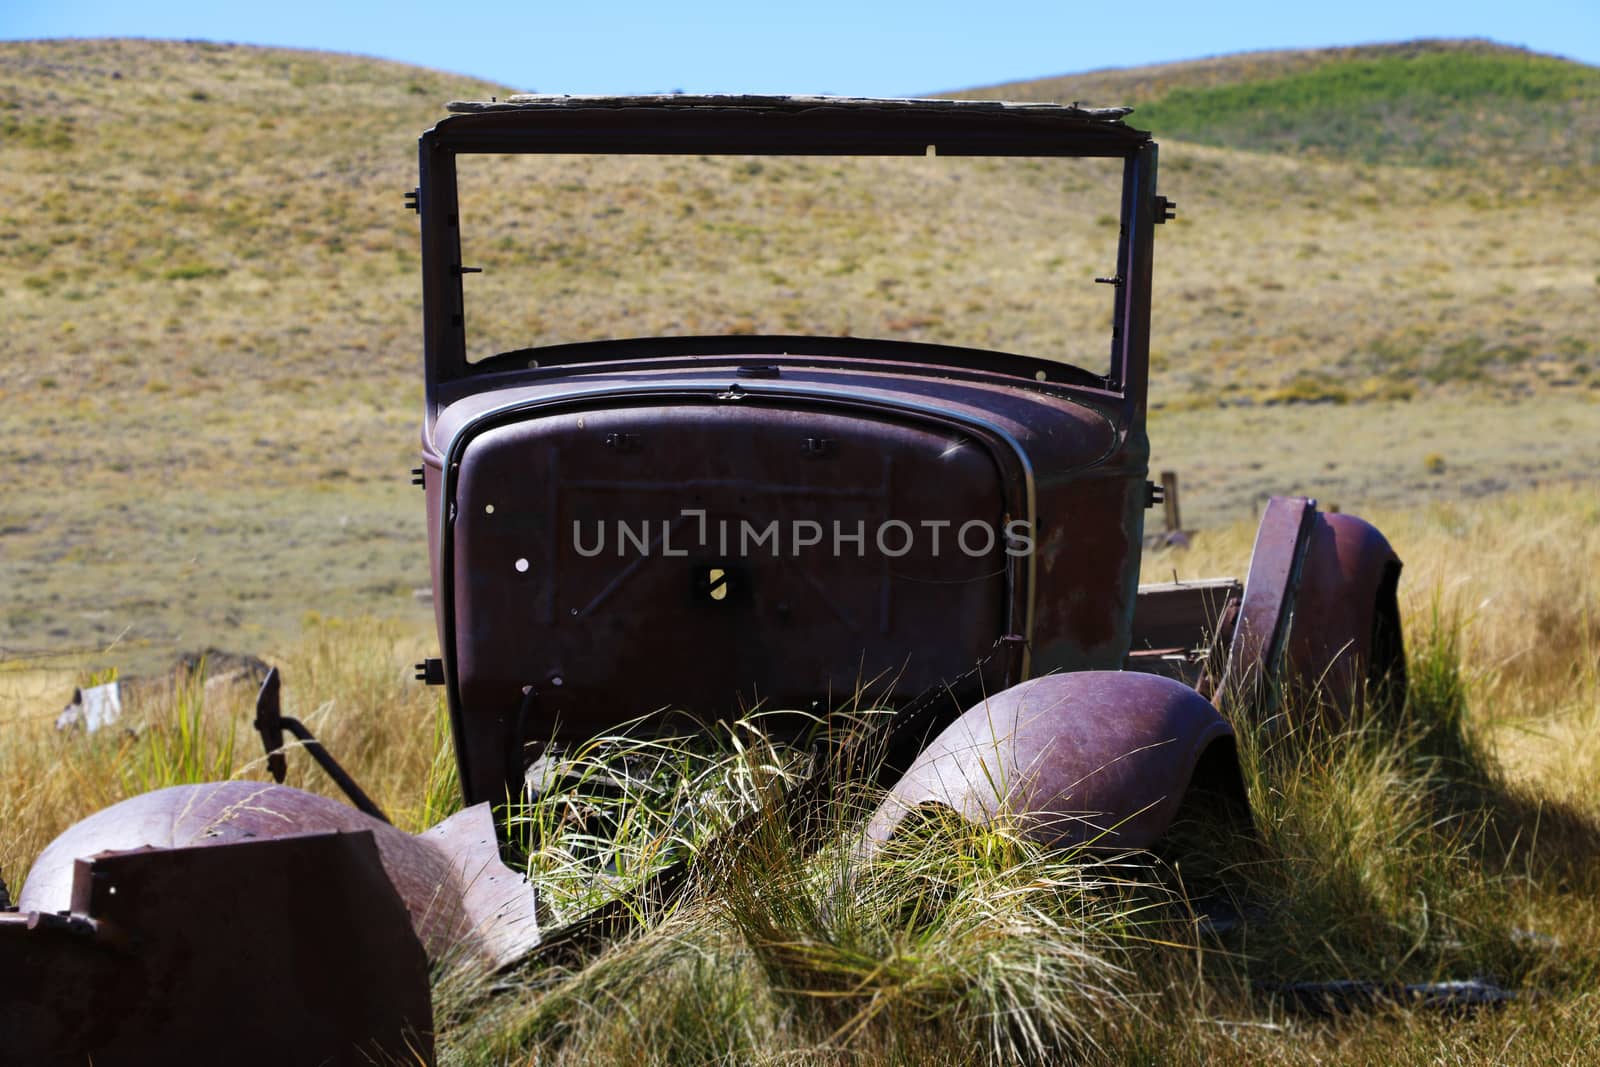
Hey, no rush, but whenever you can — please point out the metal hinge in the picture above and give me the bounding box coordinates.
[411,466,425,487]
[1144,480,1165,508]
[415,658,444,685]
[1153,195,1177,224]
[404,187,419,213]
[604,432,641,452]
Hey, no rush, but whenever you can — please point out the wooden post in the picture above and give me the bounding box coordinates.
[1161,470,1181,534]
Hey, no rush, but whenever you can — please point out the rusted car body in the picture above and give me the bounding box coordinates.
[4,96,1403,1063]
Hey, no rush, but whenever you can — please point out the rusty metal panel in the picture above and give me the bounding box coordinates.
[1217,496,1318,722]
[1,832,433,1066]
[1130,578,1243,654]
[1286,511,1404,721]
[1027,470,1148,675]
[20,781,542,969]
[428,362,1124,455]
[428,361,1147,803]
[447,400,1012,801]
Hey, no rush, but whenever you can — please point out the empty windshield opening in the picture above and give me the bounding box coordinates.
[451,152,1127,375]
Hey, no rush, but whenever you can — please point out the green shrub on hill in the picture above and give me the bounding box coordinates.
[1134,51,1600,166]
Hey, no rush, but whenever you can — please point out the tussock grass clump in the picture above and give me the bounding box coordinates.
[717,803,1158,1062]
[1222,611,1524,988]
[464,756,1166,1065]
[504,712,816,922]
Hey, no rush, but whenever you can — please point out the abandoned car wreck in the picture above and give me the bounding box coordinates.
[1,95,1404,1065]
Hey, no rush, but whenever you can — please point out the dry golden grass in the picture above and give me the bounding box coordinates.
[6,486,1593,1064]
[3,38,1597,671]
[1146,483,1600,725]
[0,617,443,890]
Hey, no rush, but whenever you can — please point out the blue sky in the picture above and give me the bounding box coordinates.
[4,0,1597,95]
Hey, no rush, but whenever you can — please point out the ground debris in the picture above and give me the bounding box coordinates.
[54,647,271,733]
[1259,977,1516,1016]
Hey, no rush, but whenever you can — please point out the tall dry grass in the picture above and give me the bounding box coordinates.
[0,616,444,893]
[3,485,1598,1064]
[1146,485,1600,805]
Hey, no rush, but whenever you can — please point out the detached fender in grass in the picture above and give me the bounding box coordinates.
[864,672,1245,853]
[1,830,434,1067]
[18,780,543,969]
[8,781,548,1065]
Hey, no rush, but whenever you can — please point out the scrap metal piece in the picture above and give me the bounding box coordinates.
[253,666,390,822]
[1126,576,1243,688]
[1261,977,1515,1016]
[54,681,123,733]
[864,671,1243,854]
[0,831,433,1066]
[19,780,542,969]
[1216,496,1319,724]
[420,801,548,967]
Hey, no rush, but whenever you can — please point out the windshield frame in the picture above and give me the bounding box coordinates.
[418,98,1159,417]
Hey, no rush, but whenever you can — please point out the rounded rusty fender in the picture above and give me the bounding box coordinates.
[2,831,434,1066]
[1287,511,1405,726]
[18,780,543,969]
[864,672,1240,854]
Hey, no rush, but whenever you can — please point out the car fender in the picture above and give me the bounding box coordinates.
[19,780,542,969]
[1287,510,1405,722]
[2,830,434,1066]
[864,671,1245,853]
[1218,498,1405,728]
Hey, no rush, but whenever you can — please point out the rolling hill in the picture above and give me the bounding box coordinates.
[1,36,1596,671]
[963,39,1600,168]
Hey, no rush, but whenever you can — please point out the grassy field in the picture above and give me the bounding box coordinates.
[3,486,1596,1064]
[2,37,1597,673]
[1,35,1599,1061]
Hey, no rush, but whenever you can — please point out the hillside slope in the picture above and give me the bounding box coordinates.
[1,37,1595,671]
[962,39,1600,168]
[4,38,1595,395]
[966,39,1550,103]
